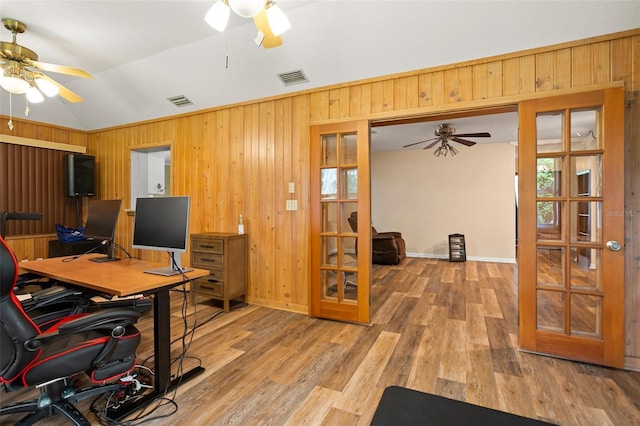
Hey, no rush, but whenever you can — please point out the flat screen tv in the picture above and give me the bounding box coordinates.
[65,154,95,197]
[132,196,192,276]
[84,199,122,262]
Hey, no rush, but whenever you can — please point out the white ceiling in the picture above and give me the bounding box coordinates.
[1,1,638,151]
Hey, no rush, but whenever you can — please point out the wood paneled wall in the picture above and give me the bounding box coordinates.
[3,30,639,365]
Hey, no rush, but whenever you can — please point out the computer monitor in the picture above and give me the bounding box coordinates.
[132,196,192,276]
[84,199,122,262]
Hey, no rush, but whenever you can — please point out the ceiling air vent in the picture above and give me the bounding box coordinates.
[167,95,193,107]
[277,69,309,86]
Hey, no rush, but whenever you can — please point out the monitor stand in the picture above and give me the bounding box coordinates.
[143,266,193,276]
[89,241,119,263]
[143,252,192,276]
[89,256,120,263]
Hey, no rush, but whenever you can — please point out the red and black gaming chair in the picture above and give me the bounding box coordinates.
[0,236,142,425]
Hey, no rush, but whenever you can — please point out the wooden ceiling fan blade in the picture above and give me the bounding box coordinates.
[262,34,283,48]
[253,9,283,48]
[402,137,438,148]
[30,60,93,79]
[451,137,476,146]
[454,132,491,138]
[38,74,84,102]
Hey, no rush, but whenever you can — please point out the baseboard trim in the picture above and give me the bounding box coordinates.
[406,252,516,264]
[624,356,640,371]
[246,296,309,315]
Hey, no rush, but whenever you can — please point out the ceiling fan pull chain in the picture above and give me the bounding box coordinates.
[225,35,230,69]
[7,93,14,131]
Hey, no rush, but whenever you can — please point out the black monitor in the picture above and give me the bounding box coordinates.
[132,196,192,276]
[84,199,122,262]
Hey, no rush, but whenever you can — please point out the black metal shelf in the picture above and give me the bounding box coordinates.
[449,234,466,262]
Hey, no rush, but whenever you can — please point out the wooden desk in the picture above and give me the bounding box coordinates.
[20,254,208,296]
[20,254,209,419]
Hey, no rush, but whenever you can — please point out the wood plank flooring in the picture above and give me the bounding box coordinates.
[3,258,640,425]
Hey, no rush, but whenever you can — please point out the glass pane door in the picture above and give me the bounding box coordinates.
[518,88,625,367]
[310,121,371,324]
[535,107,604,337]
[320,133,358,302]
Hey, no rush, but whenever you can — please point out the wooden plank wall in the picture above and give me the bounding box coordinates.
[3,30,639,365]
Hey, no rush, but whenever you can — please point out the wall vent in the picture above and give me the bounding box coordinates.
[167,95,193,107]
[277,69,309,86]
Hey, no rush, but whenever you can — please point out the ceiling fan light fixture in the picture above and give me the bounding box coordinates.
[229,0,266,18]
[0,74,30,94]
[26,85,44,103]
[34,77,59,97]
[205,0,231,32]
[433,142,458,157]
[266,2,290,36]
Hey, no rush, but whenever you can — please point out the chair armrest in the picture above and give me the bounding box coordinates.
[25,308,141,351]
[373,234,399,252]
[372,234,396,241]
[377,231,402,238]
[56,308,141,333]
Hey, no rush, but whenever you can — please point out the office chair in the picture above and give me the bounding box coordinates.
[0,236,143,425]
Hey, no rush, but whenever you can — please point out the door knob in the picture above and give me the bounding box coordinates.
[606,241,621,251]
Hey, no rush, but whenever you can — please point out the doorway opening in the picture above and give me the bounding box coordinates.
[130,145,171,210]
[368,107,519,317]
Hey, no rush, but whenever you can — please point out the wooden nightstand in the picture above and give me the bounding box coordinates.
[190,232,247,312]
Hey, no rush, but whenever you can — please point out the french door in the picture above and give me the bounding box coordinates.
[310,120,371,324]
[518,87,625,367]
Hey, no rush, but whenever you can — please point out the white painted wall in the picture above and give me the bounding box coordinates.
[146,151,166,195]
[371,143,516,263]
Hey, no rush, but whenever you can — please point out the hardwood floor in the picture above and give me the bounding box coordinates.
[3,258,640,425]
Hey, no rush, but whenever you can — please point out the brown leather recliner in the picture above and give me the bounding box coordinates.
[348,212,406,265]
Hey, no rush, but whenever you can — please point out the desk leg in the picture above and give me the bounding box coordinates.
[108,287,204,420]
[154,289,171,392]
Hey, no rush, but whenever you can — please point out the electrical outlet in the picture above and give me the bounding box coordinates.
[288,182,295,194]
[286,200,298,211]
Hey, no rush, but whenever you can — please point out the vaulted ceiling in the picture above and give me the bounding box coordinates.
[1,1,638,150]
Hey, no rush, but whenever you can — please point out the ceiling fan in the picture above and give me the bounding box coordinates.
[205,0,291,48]
[0,18,93,104]
[402,123,491,156]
